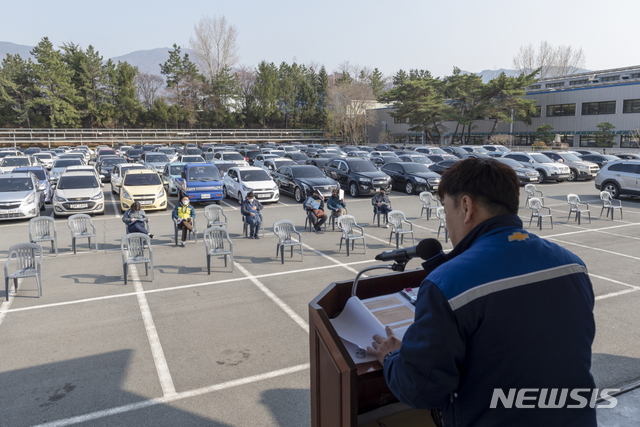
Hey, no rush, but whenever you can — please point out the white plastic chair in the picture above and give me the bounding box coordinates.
[528,197,553,230]
[435,206,449,243]
[67,214,98,254]
[273,220,303,264]
[203,227,234,274]
[337,215,366,256]
[173,217,197,245]
[243,213,265,237]
[599,191,622,220]
[121,233,154,285]
[419,191,440,220]
[4,243,43,301]
[29,216,58,256]
[204,205,228,228]
[524,184,544,206]
[387,210,415,249]
[567,194,591,225]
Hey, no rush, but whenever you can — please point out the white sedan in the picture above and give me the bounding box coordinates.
[222,166,279,204]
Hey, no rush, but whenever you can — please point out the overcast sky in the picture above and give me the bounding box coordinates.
[4,0,640,78]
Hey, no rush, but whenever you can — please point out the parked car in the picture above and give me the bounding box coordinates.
[369,153,402,169]
[13,166,52,203]
[482,144,511,154]
[253,153,281,169]
[209,160,237,177]
[155,147,178,163]
[573,149,601,156]
[414,146,450,156]
[284,152,310,164]
[323,158,391,197]
[380,162,441,194]
[33,152,55,169]
[173,163,224,204]
[110,163,148,195]
[0,173,46,220]
[594,160,640,199]
[428,159,460,175]
[540,151,600,181]
[347,151,370,158]
[502,152,571,183]
[305,157,333,171]
[578,153,621,169]
[119,169,167,212]
[213,152,249,167]
[223,166,279,204]
[271,164,339,202]
[161,162,186,196]
[493,157,541,185]
[440,146,471,158]
[96,156,127,182]
[0,155,37,174]
[52,171,104,217]
[614,153,640,160]
[140,152,170,173]
[178,155,206,163]
[397,154,434,165]
[124,149,145,163]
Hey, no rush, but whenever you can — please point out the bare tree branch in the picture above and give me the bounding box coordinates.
[189,15,240,81]
[135,72,164,110]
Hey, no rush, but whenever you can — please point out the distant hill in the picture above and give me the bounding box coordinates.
[0,41,34,60]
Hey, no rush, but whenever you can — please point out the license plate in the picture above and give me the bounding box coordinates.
[139,200,153,205]
[70,204,88,209]
[530,178,537,181]
[5,209,19,214]
[201,194,210,199]
[257,194,269,198]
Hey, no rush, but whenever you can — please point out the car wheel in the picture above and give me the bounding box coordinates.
[537,170,547,183]
[603,182,621,199]
[215,200,221,205]
[405,181,414,195]
[223,186,230,199]
[238,193,243,205]
[294,187,304,203]
[568,169,577,182]
[111,184,116,194]
[349,182,359,198]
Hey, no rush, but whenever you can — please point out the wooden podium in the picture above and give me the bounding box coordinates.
[309,268,427,427]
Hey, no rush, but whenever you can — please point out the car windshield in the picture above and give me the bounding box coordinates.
[183,156,205,163]
[14,169,46,180]
[102,158,126,166]
[213,163,234,174]
[145,154,169,163]
[57,175,99,189]
[288,153,309,160]
[530,153,553,163]
[185,148,202,155]
[169,165,183,175]
[128,150,144,156]
[559,153,582,162]
[0,177,33,191]
[187,166,221,181]
[1,157,30,166]
[603,155,621,161]
[34,153,52,159]
[402,163,431,173]
[349,160,378,172]
[292,166,325,178]
[124,173,162,186]
[410,156,433,165]
[240,169,271,181]
[223,153,244,160]
[495,157,523,168]
[158,149,175,155]
[53,159,83,168]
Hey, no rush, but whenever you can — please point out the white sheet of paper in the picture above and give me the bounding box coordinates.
[330,296,386,351]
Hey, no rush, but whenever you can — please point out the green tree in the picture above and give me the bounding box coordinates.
[30,37,81,128]
[160,44,204,125]
[482,70,539,136]
[0,54,37,127]
[112,61,142,127]
[595,122,615,147]
[315,66,329,127]
[368,68,386,98]
[535,124,554,145]
[252,61,280,127]
[443,68,485,143]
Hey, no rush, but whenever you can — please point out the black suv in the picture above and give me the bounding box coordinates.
[324,158,391,197]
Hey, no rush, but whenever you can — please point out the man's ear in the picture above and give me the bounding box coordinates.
[460,195,475,224]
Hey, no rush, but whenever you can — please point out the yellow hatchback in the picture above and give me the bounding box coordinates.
[119,169,167,212]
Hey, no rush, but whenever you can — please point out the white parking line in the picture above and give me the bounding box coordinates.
[547,238,640,261]
[31,363,310,427]
[131,266,176,397]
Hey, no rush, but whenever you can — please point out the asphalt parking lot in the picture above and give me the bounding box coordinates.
[1,180,639,427]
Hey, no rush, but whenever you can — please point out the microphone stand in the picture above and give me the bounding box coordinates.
[351,259,409,297]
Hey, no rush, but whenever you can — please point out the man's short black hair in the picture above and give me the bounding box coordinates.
[247,191,255,198]
[437,158,520,215]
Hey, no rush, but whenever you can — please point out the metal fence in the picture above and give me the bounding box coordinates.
[0,128,333,147]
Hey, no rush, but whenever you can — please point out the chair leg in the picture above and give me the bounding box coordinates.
[396,233,400,249]
[577,212,581,225]
[339,237,344,252]
[290,245,294,258]
[123,263,128,285]
[281,246,285,264]
[72,237,77,255]
[207,254,211,275]
[346,239,350,256]
[5,277,9,301]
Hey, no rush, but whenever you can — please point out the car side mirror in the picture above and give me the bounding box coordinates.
[557,158,564,163]
[530,160,535,164]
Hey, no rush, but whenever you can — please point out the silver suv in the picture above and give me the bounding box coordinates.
[594,160,640,199]
[502,152,571,183]
[540,151,600,181]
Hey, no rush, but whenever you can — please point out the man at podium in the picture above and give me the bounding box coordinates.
[368,158,596,427]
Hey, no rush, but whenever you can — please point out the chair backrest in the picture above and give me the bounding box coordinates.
[273,220,296,241]
[337,215,357,235]
[68,214,94,235]
[528,197,543,211]
[600,191,613,207]
[524,184,536,198]
[419,191,438,207]
[388,210,406,229]
[29,216,56,240]
[121,233,149,259]
[204,205,227,225]
[204,227,231,251]
[435,206,446,221]
[6,243,42,271]
[567,194,579,207]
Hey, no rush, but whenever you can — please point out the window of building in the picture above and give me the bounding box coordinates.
[393,117,407,124]
[621,135,640,148]
[582,101,616,115]
[545,82,565,88]
[529,84,541,90]
[579,134,597,147]
[569,79,589,86]
[546,104,575,117]
[623,99,640,114]
[631,73,640,79]
[514,135,535,146]
[600,75,620,82]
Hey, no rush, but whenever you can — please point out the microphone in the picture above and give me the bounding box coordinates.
[375,238,443,262]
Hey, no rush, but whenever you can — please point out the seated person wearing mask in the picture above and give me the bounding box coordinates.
[303,190,327,232]
[172,195,196,247]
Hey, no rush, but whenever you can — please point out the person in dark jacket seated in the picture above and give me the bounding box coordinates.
[371,188,392,227]
[367,158,597,427]
[122,201,153,238]
[241,191,263,239]
[303,190,327,232]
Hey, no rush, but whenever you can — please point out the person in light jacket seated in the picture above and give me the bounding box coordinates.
[327,189,347,217]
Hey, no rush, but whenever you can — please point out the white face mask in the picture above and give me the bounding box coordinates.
[182,200,189,205]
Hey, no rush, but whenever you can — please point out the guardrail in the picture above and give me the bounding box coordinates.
[0,129,334,147]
